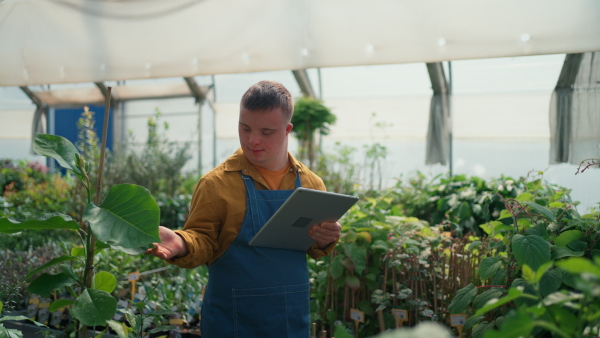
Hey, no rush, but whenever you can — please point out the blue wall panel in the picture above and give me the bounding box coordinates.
[50,105,114,171]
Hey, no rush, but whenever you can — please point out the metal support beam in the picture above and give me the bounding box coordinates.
[94,81,116,106]
[184,76,208,105]
[20,86,49,155]
[550,53,585,164]
[184,76,211,172]
[292,69,316,98]
[425,62,453,174]
[19,86,46,109]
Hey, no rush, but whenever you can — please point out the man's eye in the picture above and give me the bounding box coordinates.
[262,131,273,135]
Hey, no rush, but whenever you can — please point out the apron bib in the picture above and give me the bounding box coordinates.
[200,172,310,338]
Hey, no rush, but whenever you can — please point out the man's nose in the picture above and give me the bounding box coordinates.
[248,132,261,145]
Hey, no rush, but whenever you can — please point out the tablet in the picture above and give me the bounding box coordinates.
[249,187,359,251]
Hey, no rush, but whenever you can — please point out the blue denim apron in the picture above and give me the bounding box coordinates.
[200,172,310,338]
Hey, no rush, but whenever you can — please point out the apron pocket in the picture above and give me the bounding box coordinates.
[232,283,310,338]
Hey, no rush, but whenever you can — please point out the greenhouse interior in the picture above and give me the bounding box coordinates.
[1,1,599,338]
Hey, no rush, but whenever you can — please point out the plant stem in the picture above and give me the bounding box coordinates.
[80,87,112,338]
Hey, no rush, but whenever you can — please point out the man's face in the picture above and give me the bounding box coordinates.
[238,107,292,171]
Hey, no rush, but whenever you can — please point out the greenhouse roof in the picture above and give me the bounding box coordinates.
[1,0,599,86]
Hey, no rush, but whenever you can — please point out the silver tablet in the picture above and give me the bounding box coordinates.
[249,187,359,251]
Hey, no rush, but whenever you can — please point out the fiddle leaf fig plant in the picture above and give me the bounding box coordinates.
[0,133,160,334]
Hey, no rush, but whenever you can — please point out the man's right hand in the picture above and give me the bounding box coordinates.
[145,226,188,260]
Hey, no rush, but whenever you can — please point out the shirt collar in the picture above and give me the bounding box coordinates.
[224,147,303,173]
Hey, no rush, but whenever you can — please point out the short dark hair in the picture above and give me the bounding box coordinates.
[240,81,293,122]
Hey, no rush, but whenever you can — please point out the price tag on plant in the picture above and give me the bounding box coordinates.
[451,314,467,326]
[451,314,467,338]
[350,308,364,323]
[128,271,141,281]
[392,309,407,320]
[391,309,408,328]
[128,271,141,301]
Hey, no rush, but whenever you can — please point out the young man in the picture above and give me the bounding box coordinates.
[147,81,341,337]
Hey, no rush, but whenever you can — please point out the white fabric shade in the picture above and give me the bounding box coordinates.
[1,0,599,86]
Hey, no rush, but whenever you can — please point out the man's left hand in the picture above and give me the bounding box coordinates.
[308,221,342,249]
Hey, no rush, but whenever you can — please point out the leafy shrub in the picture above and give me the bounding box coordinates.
[291,97,336,168]
[108,109,193,198]
[0,241,67,311]
[154,193,192,229]
[309,171,585,337]
[448,176,600,337]
[315,142,389,195]
[390,171,574,236]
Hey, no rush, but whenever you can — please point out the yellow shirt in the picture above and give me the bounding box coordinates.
[167,149,336,269]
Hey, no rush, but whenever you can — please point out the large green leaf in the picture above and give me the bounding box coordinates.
[539,269,562,297]
[0,213,79,234]
[329,256,344,279]
[106,320,130,338]
[485,311,535,338]
[474,287,529,316]
[522,201,555,222]
[556,257,600,279]
[95,271,117,293]
[26,272,77,297]
[458,201,472,220]
[32,134,83,178]
[511,234,551,271]
[472,320,494,338]
[448,283,477,314]
[49,299,75,313]
[554,230,584,248]
[0,325,24,338]
[463,314,483,331]
[345,275,361,291]
[510,279,539,307]
[543,291,584,307]
[84,184,160,254]
[479,257,502,280]
[516,192,534,202]
[71,289,117,326]
[347,245,367,275]
[473,288,504,311]
[525,223,550,239]
[490,268,507,286]
[25,255,79,280]
[551,246,584,260]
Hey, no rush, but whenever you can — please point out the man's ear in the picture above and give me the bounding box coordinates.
[286,123,293,135]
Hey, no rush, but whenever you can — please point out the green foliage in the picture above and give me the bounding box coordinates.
[448,179,600,337]
[0,159,75,223]
[291,97,336,167]
[315,142,389,195]
[108,109,193,198]
[0,133,161,334]
[309,156,598,337]
[391,172,572,236]
[309,189,484,336]
[0,242,65,312]
[155,193,191,229]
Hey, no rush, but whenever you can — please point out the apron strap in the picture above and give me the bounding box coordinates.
[241,175,261,232]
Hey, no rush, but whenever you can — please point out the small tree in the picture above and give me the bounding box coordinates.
[291,97,336,168]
